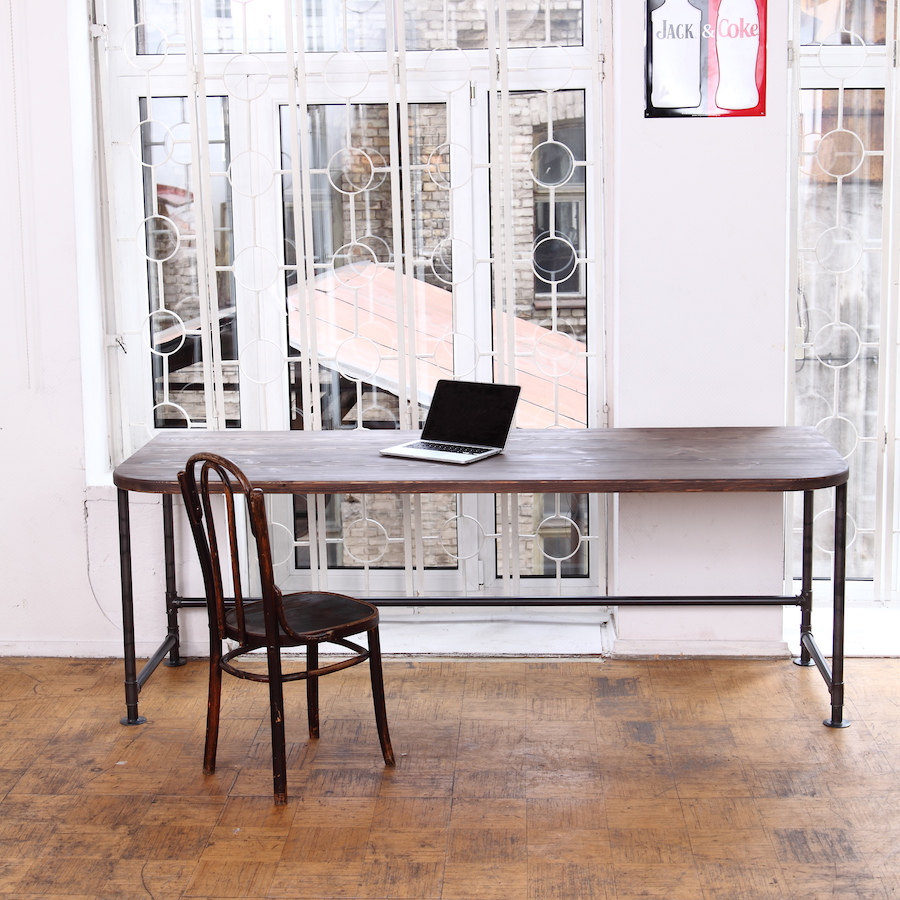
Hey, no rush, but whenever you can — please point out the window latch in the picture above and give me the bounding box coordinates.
[89,22,108,40]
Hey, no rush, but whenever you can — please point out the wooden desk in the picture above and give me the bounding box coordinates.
[113,426,850,727]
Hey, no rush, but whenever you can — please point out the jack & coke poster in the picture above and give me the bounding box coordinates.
[645,0,767,118]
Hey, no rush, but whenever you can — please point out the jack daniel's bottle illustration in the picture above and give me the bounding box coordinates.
[651,0,702,109]
[714,0,760,110]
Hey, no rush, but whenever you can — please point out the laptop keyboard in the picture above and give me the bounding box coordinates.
[407,441,488,455]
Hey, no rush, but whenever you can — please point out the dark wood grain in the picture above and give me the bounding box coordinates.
[113,426,848,496]
[0,657,896,898]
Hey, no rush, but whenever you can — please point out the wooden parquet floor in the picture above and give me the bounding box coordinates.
[0,656,897,899]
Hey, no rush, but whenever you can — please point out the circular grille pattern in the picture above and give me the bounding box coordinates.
[342,517,390,564]
[233,246,280,292]
[532,235,577,285]
[536,515,583,562]
[530,141,575,188]
[141,216,180,263]
[239,338,286,384]
[228,151,275,198]
[223,54,271,101]
[812,322,862,370]
[816,129,866,178]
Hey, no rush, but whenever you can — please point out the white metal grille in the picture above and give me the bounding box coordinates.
[790,0,897,596]
[98,0,607,600]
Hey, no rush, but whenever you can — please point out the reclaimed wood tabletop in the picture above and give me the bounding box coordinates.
[113,426,848,495]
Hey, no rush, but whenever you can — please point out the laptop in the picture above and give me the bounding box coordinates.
[380,380,521,465]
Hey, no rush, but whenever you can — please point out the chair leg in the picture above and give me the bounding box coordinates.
[307,642,320,739]
[265,644,288,805]
[367,627,395,766]
[203,636,222,775]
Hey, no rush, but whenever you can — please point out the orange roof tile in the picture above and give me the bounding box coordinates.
[288,264,587,428]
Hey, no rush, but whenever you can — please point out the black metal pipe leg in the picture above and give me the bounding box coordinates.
[162,494,187,667]
[825,482,850,728]
[794,490,816,667]
[118,489,146,725]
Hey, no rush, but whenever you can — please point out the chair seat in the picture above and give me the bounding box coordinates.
[225,591,378,644]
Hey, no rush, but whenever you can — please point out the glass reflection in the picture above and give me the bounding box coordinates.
[492,89,589,577]
[139,96,239,428]
[281,102,457,570]
[134,0,582,54]
[795,88,884,579]
[799,0,887,46]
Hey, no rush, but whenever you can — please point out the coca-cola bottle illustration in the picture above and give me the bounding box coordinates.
[651,0,702,109]
[715,0,760,110]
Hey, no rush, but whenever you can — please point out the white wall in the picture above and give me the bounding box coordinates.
[0,0,118,653]
[0,0,791,659]
[609,3,790,653]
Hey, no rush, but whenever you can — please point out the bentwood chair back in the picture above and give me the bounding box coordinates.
[178,452,394,804]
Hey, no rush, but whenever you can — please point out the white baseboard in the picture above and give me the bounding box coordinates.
[0,635,792,660]
[0,640,144,657]
[611,639,791,658]
[0,609,616,658]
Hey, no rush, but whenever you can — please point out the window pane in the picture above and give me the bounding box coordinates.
[794,88,884,580]
[140,96,239,428]
[404,0,583,50]
[290,492,459,569]
[134,0,581,53]
[135,0,388,53]
[497,492,590,578]
[799,0,886,46]
[282,102,404,429]
[135,0,289,54]
[281,102,458,570]
[492,89,589,577]
[508,90,588,347]
[303,0,387,52]
[501,89,589,423]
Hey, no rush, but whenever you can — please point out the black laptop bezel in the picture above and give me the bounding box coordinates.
[419,379,521,450]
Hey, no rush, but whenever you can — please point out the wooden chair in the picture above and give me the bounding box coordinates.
[178,452,394,804]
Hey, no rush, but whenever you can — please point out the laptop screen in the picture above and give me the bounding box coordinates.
[420,380,521,448]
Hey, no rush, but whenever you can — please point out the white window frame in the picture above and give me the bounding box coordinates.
[97,0,610,601]
[788,1,899,602]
